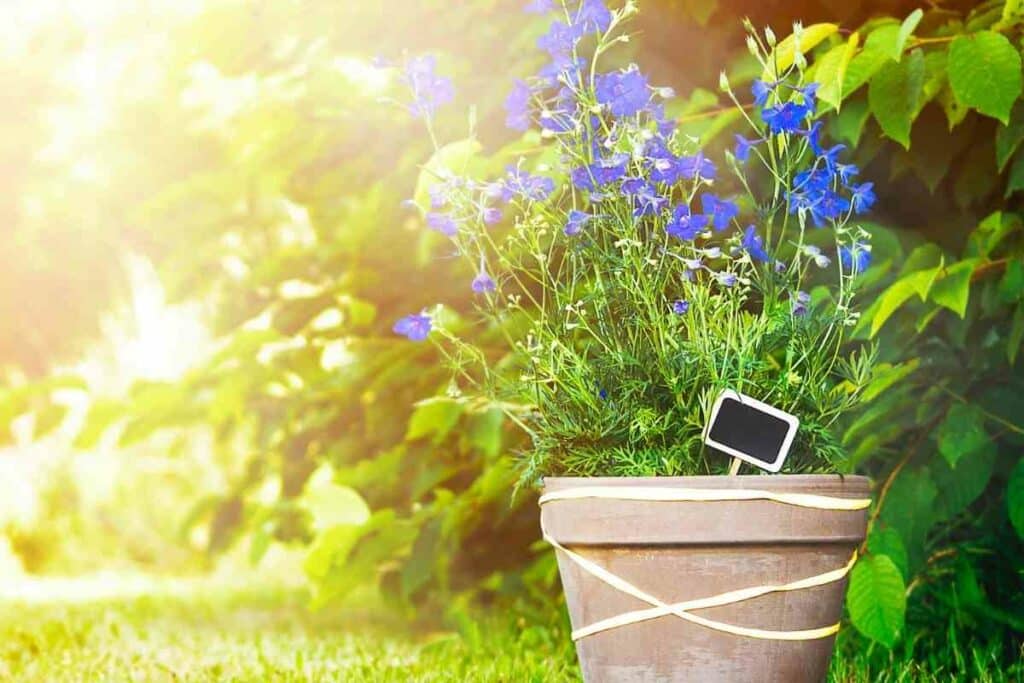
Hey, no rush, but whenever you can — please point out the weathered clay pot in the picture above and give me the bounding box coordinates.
[541,475,871,683]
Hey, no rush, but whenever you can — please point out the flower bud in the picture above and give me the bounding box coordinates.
[746,35,759,57]
[764,26,777,47]
[719,70,731,92]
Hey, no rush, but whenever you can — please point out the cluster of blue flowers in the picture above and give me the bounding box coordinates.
[420,165,554,242]
[740,79,877,231]
[391,2,876,341]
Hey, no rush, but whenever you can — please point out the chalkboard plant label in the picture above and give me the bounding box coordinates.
[704,390,800,473]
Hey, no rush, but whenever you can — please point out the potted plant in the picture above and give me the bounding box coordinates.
[388,2,878,680]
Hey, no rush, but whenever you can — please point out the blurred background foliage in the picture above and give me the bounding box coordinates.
[0,0,1021,676]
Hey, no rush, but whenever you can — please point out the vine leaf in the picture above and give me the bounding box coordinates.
[930,258,981,317]
[869,261,943,337]
[948,31,1023,124]
[847,554,907,647]
[869,48,925,149]
[813,32,860,109]
[937,402,989,468]
[866,527,909,579]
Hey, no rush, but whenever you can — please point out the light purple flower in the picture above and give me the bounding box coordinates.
[393,313,432,341]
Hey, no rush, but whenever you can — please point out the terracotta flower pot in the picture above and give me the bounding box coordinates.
[541,475,871,683]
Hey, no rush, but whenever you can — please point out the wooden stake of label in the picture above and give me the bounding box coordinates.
[728,457,742,476]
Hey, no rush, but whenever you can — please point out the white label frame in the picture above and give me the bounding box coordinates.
[703,389,800,473]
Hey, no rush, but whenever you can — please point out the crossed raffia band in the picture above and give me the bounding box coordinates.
[539,486,871,642]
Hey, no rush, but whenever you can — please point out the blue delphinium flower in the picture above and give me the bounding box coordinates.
[572,0,612,34]
[761,101,810,134]
[401,55,455,118]
[539,108,575,133]
[677,152,717,181]
[741,225,769,262]
[796,83,818,111]
[564,209,593,236]
[595,65,651,117]
[537,54,584,88]
[426,211,459,236]
[751,79,773,106]
[789,167,852,227]
[733,135,760,164]
[851,182,876,214]
[792,291,811,316]
[622,178,667,217]
[804,121,824,155]
[571,153,629,191]
[481,206,502,225]
[840,242,872,273]
[672,299,690,315]
[666,204,708,241]
[645,139,683,184]
[393,313,432,341]
[505,80,532,131]
[537,20,580,57]
[503,166,555,201]
[819,143,846,171]
[472,262,497,293]
[701,193,739,231]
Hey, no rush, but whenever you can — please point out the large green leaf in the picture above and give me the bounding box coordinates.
[930,442,997,520]
[814,33,860,109]
[870,262,943,336]
[869,48,925,149]
[937,402,989,468]
[930,258,980,317]
[406,396,465,443]
[867,527,910,579]
[847,554,907,647]
[303,480,371,533]
[879,467,937,571]
[947,31,1023,124]
[1009,458,1024,538]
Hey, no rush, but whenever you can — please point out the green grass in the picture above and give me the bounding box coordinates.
[0,572,1018,682]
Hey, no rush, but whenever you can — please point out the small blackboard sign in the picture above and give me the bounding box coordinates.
[704,389,799,472]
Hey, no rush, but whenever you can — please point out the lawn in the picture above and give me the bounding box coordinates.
[0,570,1017,682]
